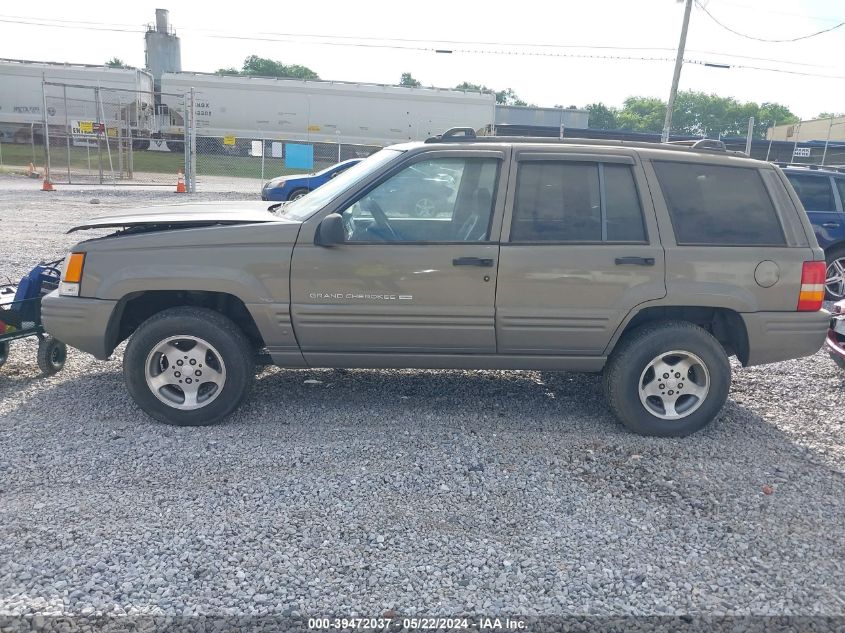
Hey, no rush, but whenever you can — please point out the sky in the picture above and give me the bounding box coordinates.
[1,0,843,120]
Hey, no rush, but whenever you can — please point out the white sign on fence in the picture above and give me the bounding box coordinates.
[793,147,811,158]
[149,139,171,152]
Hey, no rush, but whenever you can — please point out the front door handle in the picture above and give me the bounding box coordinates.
[822,222,840,229]
[615,256,655,266]
[453,257,495,267]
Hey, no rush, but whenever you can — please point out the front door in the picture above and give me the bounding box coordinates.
[291,151,507,362]
[495,150,666,356]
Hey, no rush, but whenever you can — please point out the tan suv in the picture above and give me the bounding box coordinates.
[42,129,829,436]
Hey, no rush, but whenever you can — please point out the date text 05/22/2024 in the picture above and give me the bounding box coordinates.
[308,617,527,630]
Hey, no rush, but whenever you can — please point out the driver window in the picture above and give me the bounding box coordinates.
[341,157,498,242]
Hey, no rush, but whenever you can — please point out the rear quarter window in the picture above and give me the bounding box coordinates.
[653,161,786,246]
[785,174,835,211]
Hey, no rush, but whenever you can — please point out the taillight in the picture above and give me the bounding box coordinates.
[797,261,825,311]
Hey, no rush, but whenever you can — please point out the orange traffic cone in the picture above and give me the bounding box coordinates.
[41,167,55,191]
[175,169,186,193]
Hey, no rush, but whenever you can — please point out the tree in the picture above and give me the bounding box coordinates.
[585,103,618,129]
[615,96,666,133]
[455,82,526,105]
[817,112,845,119]
[216,56,319,80]
[455,82,486,92]
[399,72,422,88]
[106,57,129,69]
[607,92,798,138]
[495,88,527,106]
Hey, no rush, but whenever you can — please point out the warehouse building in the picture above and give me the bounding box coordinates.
[768,115,845,143]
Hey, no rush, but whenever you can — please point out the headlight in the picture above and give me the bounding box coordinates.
[59,252,86,297]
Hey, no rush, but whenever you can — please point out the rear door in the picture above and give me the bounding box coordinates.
[495,149,666,355]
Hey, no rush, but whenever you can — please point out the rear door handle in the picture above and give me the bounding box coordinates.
[615,256,655,266]
[453,257,495,267]
[822,222,840,229]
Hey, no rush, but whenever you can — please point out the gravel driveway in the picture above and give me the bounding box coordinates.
[0,175,843,629]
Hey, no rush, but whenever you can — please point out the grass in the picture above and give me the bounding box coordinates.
[0,142,320,180]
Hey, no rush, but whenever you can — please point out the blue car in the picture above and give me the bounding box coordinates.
[782,165,845,299]
[261,158,363,202]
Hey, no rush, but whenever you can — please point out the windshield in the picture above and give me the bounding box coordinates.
[281,149,403,221]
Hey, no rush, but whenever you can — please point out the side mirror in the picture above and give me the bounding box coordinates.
[316,213,345,246]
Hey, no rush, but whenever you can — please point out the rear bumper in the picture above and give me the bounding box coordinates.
[741,310,829,366]
[41,291,118,360]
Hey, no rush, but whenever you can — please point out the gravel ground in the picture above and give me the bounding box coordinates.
[0,174,843,628]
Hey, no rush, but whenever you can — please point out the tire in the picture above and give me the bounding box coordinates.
[603,320,731,437]
[0,341,9,369]
[824,247,845,301]
[287,188,310,201]
[830,351,845,371]
[37,336,66,376]
[123,307,255,426]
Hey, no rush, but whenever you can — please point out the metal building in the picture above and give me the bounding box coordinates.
[494,105,589,129]
[768,116,845,143]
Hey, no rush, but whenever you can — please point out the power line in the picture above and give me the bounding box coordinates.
[695,0,845,42]
[0,15,843,80]
[0,14,834,69]
[705,1,845,24]
[0,17,141,33]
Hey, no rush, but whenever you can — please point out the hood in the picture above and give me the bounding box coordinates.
[68,201,292,233]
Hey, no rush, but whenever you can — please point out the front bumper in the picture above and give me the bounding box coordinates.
[40,290,118,360]
[741,310,829,366]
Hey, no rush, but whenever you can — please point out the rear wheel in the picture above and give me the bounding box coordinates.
[124,307,255,426]
[604,321,731,437]
[825,247,845,300]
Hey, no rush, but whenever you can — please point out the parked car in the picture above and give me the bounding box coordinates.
[781,165,845,299]
[261,158,363,202]
[366,161,458,218]
[43,130,828,437]
[825,299,845,369]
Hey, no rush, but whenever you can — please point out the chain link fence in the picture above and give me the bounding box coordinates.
[9,78,840,193]
[39,82,188,186]
[191,136,382,193]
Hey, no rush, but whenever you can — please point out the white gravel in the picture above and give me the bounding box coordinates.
[0,173,843,627]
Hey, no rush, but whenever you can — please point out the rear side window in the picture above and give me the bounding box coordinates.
[786,174,835,211]
[511,161,646,242]
[653,162,785,246]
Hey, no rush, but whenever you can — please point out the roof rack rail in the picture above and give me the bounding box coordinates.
[773,162,845,173]
[667,139,727,151]
[425,127,477,143]
[423,127,747,155]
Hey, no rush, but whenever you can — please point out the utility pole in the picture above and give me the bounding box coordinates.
[661,0,693,143]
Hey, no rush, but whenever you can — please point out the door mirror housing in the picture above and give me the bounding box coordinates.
[316,213,346,246]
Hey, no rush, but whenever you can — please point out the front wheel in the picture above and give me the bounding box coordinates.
[123,307,255,426]
[604,321,731,437]
[288,188,309,201]
[37,336,66,375]
[825,248,845,300]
